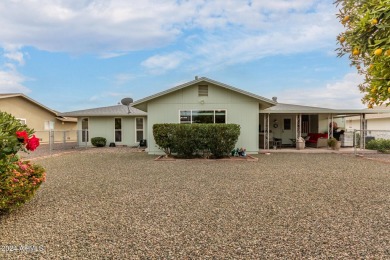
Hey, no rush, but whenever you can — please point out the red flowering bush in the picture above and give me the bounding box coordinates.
[16,131,28,144]
[26,135,40,151]
[0,111,46,213]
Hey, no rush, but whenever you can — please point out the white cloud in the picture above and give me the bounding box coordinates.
[276,72,365,109]
[134,1,343,74]
[0,1,340,58]
[0,69,31,93]
[0,0,194,54]
[113,73,136,85]
[0,0,345,79]
[4,51,24,65]
[185,2,342,71]
[89,91,133,102]
[2,44,25,65]
[142,52,188,74]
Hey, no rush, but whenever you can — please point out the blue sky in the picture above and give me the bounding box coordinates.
[0,0,364,112]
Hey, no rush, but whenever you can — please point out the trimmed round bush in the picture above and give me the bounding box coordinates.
[91,137,107,147]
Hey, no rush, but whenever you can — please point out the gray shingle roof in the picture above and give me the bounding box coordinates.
[260,103,390,114]
[61,105,147,117]
[261,103,334,113]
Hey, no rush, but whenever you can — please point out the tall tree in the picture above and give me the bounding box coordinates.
[335,0,390,108]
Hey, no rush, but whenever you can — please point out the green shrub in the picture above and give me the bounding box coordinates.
[153,124,241,158]
[327,137,337,148]
[173,124,199,157]
[153,124,176,156]
[207,124,240,158]
[91,137,107,147]
[0,111,45,213]
[366,138,390,153]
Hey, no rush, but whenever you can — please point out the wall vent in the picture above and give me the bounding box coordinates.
[198,85,208,96]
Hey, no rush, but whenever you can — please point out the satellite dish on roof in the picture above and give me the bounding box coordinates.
[121,97,133,114]
[121,97,133,106]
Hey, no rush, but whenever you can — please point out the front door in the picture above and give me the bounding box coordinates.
[282,117,294,145]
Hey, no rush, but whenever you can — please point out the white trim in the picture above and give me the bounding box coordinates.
[16,118,27,125]
[81,117,89,143]
[179,109,227,124]
[135,117,144,143]
[44,120,55,130]
[114,117,122,143]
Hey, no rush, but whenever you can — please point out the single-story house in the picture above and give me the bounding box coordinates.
[62,77,388,154]
[345,105,390,131]
[61,105,147,146]
[0,93,77,143]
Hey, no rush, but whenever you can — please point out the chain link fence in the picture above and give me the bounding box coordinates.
[353,129,390,157]
[19,130,88,159]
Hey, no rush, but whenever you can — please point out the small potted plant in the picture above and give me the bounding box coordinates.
[327,137,341,150]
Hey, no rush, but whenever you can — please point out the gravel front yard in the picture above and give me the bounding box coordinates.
[1,148,389,259]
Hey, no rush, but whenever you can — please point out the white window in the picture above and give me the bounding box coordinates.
[17,118,27,125]
[44,120,55,130]
[179,110,226,124]
[135,118,144,142]
[81,118,89,142]
[115,118,122,142]
[180,111,191,124]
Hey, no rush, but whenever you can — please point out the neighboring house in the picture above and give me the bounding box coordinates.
[62,77,387,154]
[344,105,390,141]
[61,105,147,147]
[345,105,390,131]
[0,93,77,143]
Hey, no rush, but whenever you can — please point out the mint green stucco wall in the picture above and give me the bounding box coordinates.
[145,83,260,154]
[77,116,147,146]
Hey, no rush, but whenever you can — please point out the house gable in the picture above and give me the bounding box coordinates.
[132,77,276,112]
[132,77,269,154]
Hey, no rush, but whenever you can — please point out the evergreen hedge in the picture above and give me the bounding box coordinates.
[366,138,390,153]
[153,124,240,158]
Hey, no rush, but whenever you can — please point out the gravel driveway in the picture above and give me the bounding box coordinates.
[1,148,389,259]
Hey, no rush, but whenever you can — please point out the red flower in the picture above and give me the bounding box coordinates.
[26,135,40,151]
[16,131,28,144]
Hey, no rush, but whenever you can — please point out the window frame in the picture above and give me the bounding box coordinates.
[283,118,291,130]
[114,117,122,142]
[135,117,144,143]
[81,118,89,142]
[179,109,227,124]
[44,120,55,130]
[17,118,27,125]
